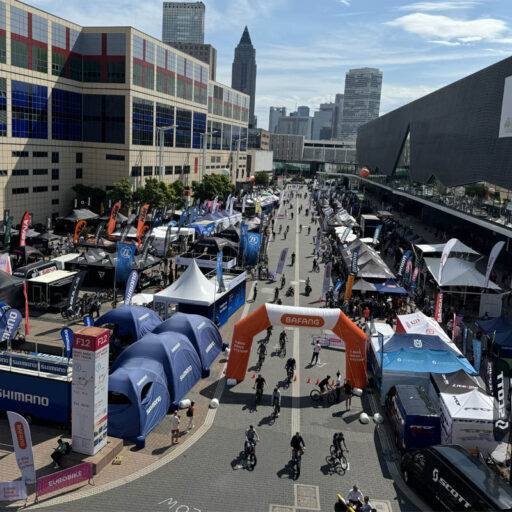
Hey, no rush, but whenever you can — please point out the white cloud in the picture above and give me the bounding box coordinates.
[339,0,351,5]
[428,40,461,46]
[387,13,508,43]
[399,1,480,12]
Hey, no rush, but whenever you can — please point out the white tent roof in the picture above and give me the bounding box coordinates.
[440,389,495,421]
[154,259,217,306]
[130,293,154,306]
[424,257,501,289]
[397,312,452,343]
[416,241,479,256]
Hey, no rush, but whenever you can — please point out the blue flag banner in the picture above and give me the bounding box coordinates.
[204,222,216,237]
[350,246,360,274]
[178,208,189,230]
[116,242,136,283]
[398,250,412,277]
[60,327,73,359]
[245,232,261,265]
[83,316,94,327]
[153,213,163,228]
[473,337,482,372]
[372,224,383,245]
[334,280,343,292]
[216,251,225,292]
[0,308,22,346]
[124,270,139,305]
[240,222,248,258]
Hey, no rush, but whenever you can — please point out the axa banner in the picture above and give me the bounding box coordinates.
[434,292,443,323]
[398,250,411,277]
[107,201,121,236]
[7,411,36,484]
[240,222,248,257]
[438,238,458,284]
[372,224,383,245]
[485,241,505,288]
[216,251,225,292]
[83,316,94,327]
[124,270,139,305]
[136,204,150,238]
[0,308,22,346]
[60,327,73,359]
[350,246,360,275]
[0,481,27,502]
[245,232,261,265]
[322,261,333,299]
[66,271,87,315]
[3,216,14,244]
[116,242,136,284]
[73,220,87,243]
[0,253,11,274]
[492,357,510,442]
[19,212,30,248]
[276,248,288,275]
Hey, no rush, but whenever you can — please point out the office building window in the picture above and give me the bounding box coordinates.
[12,169,28,176]
[33,168,48,175]
[132,35,154,89]
[12,187,28,194]
[0,170,6,176]
[11,7,47,72]
[52,198,59,205]
[156,103,174,147]
[183,165,190,174]
[12,151,29,157]
[75,168,83,179]
[76,152,83,163]
[143,166,153,176]
[165,166,173,175]
[0,77,6,136]
[106,154,125,161]
[33,186,48,193]
[32,151,47,157]
[222,124,231,150]
[52,185,59,191]
[52,152,59,163]
[175,108,191,148]
[131,166,141,177]
[107,61,125,83]
[192,112,206,149]
[175,165,182,175]
[12,80,48,139]
[0,3,5,64]
[132,97,153,146]
[78,32,125,83]
[52,89,82,141]
[52,168,59,180]
[83,94,124,144]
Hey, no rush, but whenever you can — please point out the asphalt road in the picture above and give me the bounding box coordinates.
[36,186,424,512]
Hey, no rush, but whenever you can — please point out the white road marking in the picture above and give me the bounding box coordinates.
[291,195,301,436]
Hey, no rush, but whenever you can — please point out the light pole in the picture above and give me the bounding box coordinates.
[156,124,176,182]
[200,130,220,182]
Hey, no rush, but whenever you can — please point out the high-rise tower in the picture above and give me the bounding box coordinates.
[162,2,205,44]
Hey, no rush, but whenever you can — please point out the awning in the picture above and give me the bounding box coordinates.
[374,279,407,295]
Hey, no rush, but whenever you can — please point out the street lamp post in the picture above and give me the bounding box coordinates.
[156,124,176,182]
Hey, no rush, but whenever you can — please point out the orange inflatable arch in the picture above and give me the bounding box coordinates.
[226,304,367,389]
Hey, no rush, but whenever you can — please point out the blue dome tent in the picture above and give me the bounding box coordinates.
[112,332,202,408]
[96,305,162,341]
[108,358,170,443]
[152,313,222,376]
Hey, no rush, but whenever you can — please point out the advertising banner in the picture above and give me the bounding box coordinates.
[339,225,352,244]
[73,220,87,243]
[240,223,248,257]
[115,242,136,284]
[485,241,505,288]
[344,274,355,302]
[438,238,458,284]
[60,327,73,359]
[23,283,29,335]
[314,231,321,254]
[66,271,87,316]
[398,250,411,277]
[124,270,139,305]
[37,462,93,498]
[434,292,443,323]
[462,326,468,356]
[499,75,512,138]
[7,411,36,484]
[244,232,261,265]
[83,316,94,327]
[350,246,360,275]
[152,213,163,228]
[107,202,121,236]
[19,212,30,248]
[0,308,22,346]
[492,357,510,442]
[0,481,27,502]
[136,204,149,239]
[404,258,413,283]
[276,248,288,275]
[163,225,173,258]
[72,327,110,455]
[473,336,482,373]
[242,195,247,213]
[216,251,225,292]
[411,265,420,291]
[322,261,332,299]
[211,196,218,213]
[4,216,14,244]
[95,222,106,246]
[372,224,383,245]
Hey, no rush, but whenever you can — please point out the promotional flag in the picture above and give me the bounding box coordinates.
[434,292,443,323]
[212,196,219,213]
[136,204,150,238]
[225,194,232,213]
[0,308,22,347]
[485,241,505,288]
[398,250,411,277]
[438,238,458,285]
[19,212,30,247]
[255,197,261,214]
[473,336,482,373]
[462,326,468,356]
[73,220,87,243]
[350,246,360,275]
[83,316,94,327]
[0,253,11,274]
[137,225,149,249]
[0,481,27,502]
[152,212,163,228]
[372,225,383,245]
[23,283,29,335]
[95,222,106,246]
[276,248,288,275]
[245,232,261,265]
[240,222,248,257]
[314,231,321,254]
[66,271,87,316]
[116,242,136,283]
[492,357,510,442]
[452,312,458,342]
[242,195,247,213]
[410,265,420,291]
[107,201,121,236]
[7,411,36,484]
[177,208,189,232]
[322,261,333,299]
[339,225,353,244]
[60,327,73,359]
[124,270,139,305]
[163,225,173,258]
[334,280,343,293]
[229,196,235,215]
[216,251,225,292]
[344,274,355,302]
[404,258,413,282]
[3,216,14,244]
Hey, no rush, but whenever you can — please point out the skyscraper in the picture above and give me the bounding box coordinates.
[232,27,257,128]
[162,2,205,44]
[269,106,286,134]
[340,68,382,140]
[312,103,336,140]
[333,93,344,138]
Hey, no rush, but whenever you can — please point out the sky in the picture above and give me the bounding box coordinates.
[31,0,512,130]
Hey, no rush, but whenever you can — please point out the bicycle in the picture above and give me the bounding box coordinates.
[310,384,335,405]
[330,445,349,471]
[254,388,263,410]
[291,450,302,479]
[285,367,294,387]
[271,401,280,421]
[257,351,265,370]
[245,441,257,471]
[278,342,286,359]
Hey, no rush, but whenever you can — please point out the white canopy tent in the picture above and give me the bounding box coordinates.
[396,312,453,344]
[416,241,480,256]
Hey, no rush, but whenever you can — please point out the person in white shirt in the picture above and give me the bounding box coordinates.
[345,485,364,507]
[170,410,180,445]
[310,340,321,365]
[271,388,281,416]
[335,371,342,402]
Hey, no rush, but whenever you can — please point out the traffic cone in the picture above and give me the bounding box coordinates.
[294,376,297,382]
[252,373,256,378]
[306,377,311,384]
[315,378,319,385]
[318,297,322,304]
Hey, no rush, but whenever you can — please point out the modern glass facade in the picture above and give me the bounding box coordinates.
[12,80,47,138]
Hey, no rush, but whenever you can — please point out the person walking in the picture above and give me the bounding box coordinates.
[252,282,258,302]
[344,379,353,411]
[335,371,342,403]
[310,339,321,365]
[170,410,180,445]
[363,305,370,323]
[186,401,195,431]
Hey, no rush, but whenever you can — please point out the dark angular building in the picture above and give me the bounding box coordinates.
[232,27,257,128]
[357,56,512,189]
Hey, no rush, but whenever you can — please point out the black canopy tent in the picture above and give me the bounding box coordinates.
[217,227,240,243]
[0,271,24,309]
[64,209,99,222]
[191,237,239,257]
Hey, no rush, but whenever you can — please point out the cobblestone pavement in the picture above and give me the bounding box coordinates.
[30,187,429,512]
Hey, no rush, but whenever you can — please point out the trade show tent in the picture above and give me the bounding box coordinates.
[108,357,170,442]
[152,313,222,377]
[96,305,162,341]
[0,271,24,309]
[112,332,201,408]
[475,317,512,359]
[375,279,407,295]
[396,311,452,342]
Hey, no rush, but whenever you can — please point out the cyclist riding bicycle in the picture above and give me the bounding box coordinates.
[254,374,266,395]
[318,375,331,393]
[290,432,306,459]
[285,357,296,382]
[265,326,273,341]
[245,425,260,456]
[280,274,286,289]
[271,387,281,417]
[333,432,347,458]
[257,342,267,359]
[279,330,288,348]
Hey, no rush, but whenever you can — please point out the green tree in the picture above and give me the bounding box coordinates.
[107,179,133,210]
[254,171,269,187]
[170,180,186,208]
[191,174,235,202]
[465,183,487,198]
[133,178,177,208]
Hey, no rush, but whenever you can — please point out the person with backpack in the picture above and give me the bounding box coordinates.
[186,401,195,431]
[51,438,71,469]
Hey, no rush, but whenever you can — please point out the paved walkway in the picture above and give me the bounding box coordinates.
[7,187,429,512]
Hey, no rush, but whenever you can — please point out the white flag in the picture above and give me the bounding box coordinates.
[225,194,232,212]
[229,196,235,215]
[485,241,505,288]
[0,481,27,501]
[0,253,11,274]
[242,195,247,213]
[438,238,458,285]
[7,412,36,484]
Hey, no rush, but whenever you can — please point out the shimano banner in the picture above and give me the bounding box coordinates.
[116,242,136,284]
[0,308,22,347]
[66,271,86,316]
[350,246,360,275]
[244,232,261,265]
[492,357,510,442]
[60,327,73,359]
[124,270,139,305]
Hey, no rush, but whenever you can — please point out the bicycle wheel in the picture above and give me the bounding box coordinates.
[295,458,301,479]
[247,452,256,471]
[327,391,336,405]
[310,389,321,402]
[340,455,348,471]
[330,445,337,461]
[280,346,286,358]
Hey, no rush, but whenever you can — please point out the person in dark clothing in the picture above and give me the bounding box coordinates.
[51,438,71,469]
[290,432,305,459]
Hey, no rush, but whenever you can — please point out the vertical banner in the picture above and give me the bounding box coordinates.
[0,481,27,502]
[116,242,136,284]
[83,316,94,327]
[107,201,121,236]
[321,261,332,299]
[216,251,225,292]
[72,327,110,455]
[452,312,457,342]
[411,265,420,291]
[314,231,321,254]
[60,327,73,359]
[462,326,468,356]
[240,222,248,258]
[255,197,261,214]
[339,225,353,243]
[4,216,14,244]
[95,222,106,246]
[0,308,22,346]
[73,220,87,243]
[124,270,139,305]
[163,225,173,258]
[19,212,30,247]
[0,253,11,274]
[473,336,482,373]
[66,271,87,316]
[404,258,413,283]
[7,411,36,484]
[438,238,458,284]
[372,224,382,245]
[276,248,288,275]
[229,196,235,215]
[242,195,247,213]
[485,241,505,288]
[434,292,443,323]
[492,357,510,442]
[136,204,149,239]
[350,245,360,275]
[398,250,411,277]
[244,232,261,265]
[344,274,355,302]
[23,283,29,335]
